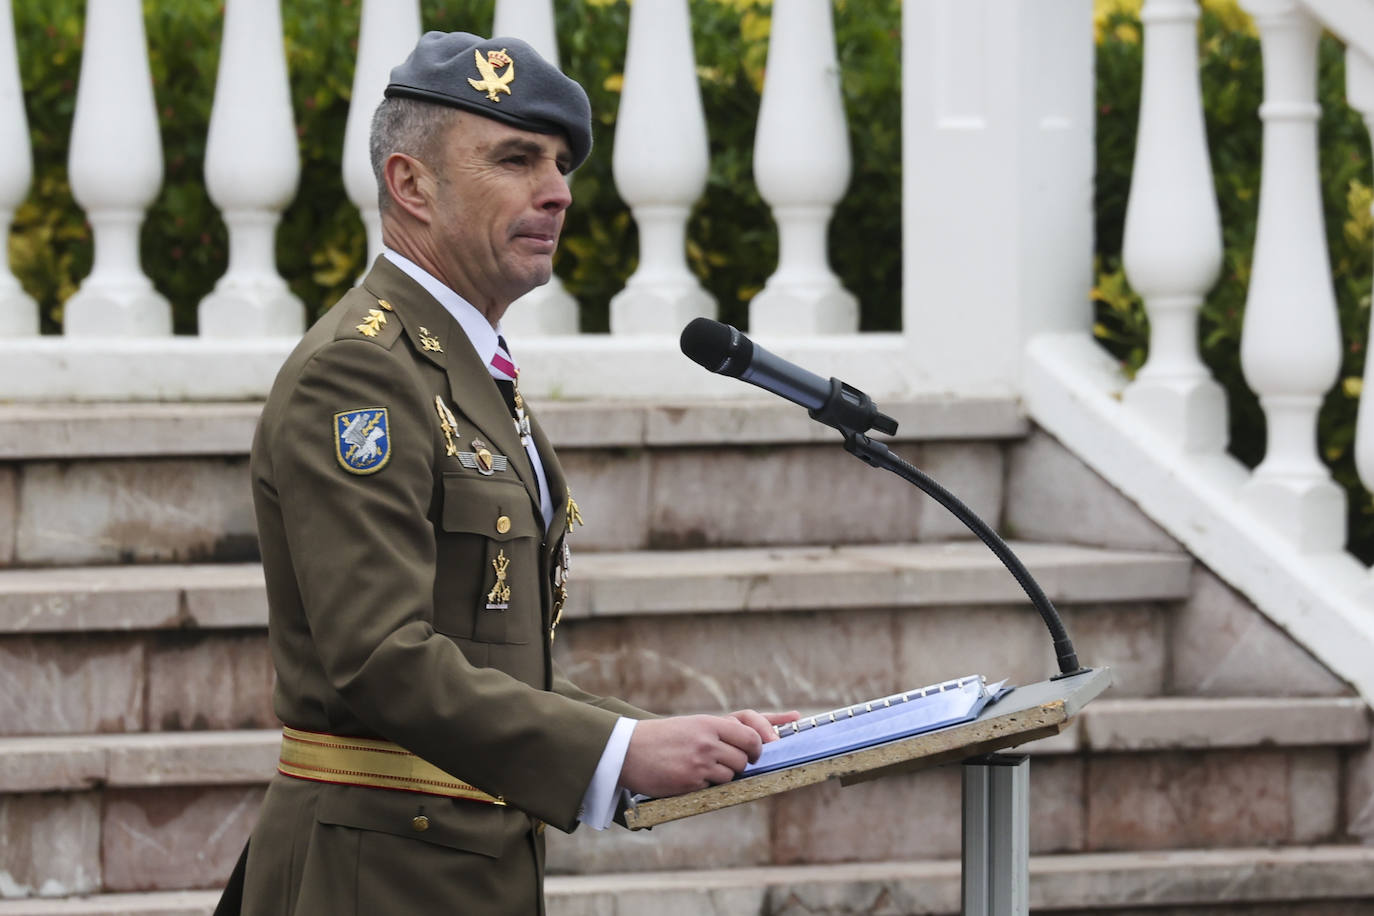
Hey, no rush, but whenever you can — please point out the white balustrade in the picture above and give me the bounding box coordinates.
[609,0,715,334]
[1237,0,1345,552]
[0,0,36,336]
[749,0,857,336]
[1120,0,1226,451]
[493,0,580,335]
[1347,46,1374,553]
[199,0,303,337]
[64,0,170,336]
[343,0,421,273]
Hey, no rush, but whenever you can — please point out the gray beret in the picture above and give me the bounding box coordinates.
[385,31,592,170]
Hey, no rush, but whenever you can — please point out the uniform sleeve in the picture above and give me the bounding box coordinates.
[265,339,619,831]
[551,666,659,720]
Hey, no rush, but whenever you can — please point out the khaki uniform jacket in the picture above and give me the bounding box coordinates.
[240,257,648,915]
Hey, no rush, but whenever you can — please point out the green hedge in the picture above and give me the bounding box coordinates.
[8,1,1374,554]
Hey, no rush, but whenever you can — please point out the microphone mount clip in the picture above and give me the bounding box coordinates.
[808,377,899,438]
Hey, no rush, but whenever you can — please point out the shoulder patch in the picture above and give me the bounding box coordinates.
[335,408,391,475]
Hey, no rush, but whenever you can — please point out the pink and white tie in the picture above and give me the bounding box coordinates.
[490,335,518,382]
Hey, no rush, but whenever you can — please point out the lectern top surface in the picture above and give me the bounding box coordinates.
[622,666,1112,830]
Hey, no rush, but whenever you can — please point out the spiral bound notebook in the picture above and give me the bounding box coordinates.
[739,675,1013,778]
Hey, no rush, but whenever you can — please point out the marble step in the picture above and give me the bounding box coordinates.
[0,542,1191,635]
[0,397,1027,460]
[1,847,1372,915]
[0,398,1036,565]
[0,543,1195,737]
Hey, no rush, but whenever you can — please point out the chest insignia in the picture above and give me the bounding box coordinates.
[334,408,390,475]
[459,438,508,475]
[486,549,511,610]
[566,486,585,531]
[434,396,460,457]
[551,487,584,642]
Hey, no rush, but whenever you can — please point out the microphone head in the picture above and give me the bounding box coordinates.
[680,318,753,378]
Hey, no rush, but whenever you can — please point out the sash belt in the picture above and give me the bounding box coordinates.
[278,726,505,805]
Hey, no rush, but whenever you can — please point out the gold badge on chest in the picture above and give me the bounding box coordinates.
[550,486,585,642]
[434,396,460,457]
[487,549,511,610]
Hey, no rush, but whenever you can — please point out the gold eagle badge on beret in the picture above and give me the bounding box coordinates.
[469,48,514,102]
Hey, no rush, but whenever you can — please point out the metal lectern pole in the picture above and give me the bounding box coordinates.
[962,754,1030,916]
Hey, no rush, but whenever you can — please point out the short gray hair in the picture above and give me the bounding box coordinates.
[369,96,458,212]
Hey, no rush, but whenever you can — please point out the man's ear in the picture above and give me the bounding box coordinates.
[383,152,436,224]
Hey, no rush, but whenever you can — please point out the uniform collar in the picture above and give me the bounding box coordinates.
[381,248,514,378]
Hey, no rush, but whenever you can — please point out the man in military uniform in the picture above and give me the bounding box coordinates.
[232,31,795,916]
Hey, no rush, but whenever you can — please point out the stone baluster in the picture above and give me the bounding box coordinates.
[493,0,579,335]
[750,0,857,335]
[1120,0,1226,450]
[609,0,715,334]
[1237,0,1344,551]
[199,0,304,337]
[0,0,36,335]
[64,0,170,336]
[1347,47,1374,557]
[343,0,420,273]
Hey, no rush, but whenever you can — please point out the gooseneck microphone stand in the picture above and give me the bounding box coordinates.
[806,376,1089,680]
[681,316,1107,915]
[805,377,1102,916]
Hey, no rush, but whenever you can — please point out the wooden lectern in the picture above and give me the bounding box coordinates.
[622,666,1113,916]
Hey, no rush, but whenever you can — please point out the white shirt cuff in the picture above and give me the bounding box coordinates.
[577,716,637,830]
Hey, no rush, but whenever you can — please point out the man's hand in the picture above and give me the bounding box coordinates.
[728,709,801,744]
[619,710,804,799]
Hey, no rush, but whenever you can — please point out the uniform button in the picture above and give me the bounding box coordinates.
[411,815,430,832]
[496,515,511,534]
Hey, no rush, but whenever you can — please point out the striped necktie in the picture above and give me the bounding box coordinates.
[490,335,518,382]
[488,335,545,515]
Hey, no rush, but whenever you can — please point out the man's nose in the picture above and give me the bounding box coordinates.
[537,166,573,212]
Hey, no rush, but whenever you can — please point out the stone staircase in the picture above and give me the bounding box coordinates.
[0,399,1371,915]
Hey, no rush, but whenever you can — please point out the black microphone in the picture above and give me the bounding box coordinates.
[679,318,898,437]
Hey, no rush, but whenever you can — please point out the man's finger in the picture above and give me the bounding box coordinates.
[706,763,736,787]
[731,709,802,743]
[718,718,764,762]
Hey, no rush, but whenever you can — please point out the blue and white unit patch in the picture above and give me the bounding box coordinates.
[334,407,391,475]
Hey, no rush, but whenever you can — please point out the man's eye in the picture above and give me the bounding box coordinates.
[502,155,528,167]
